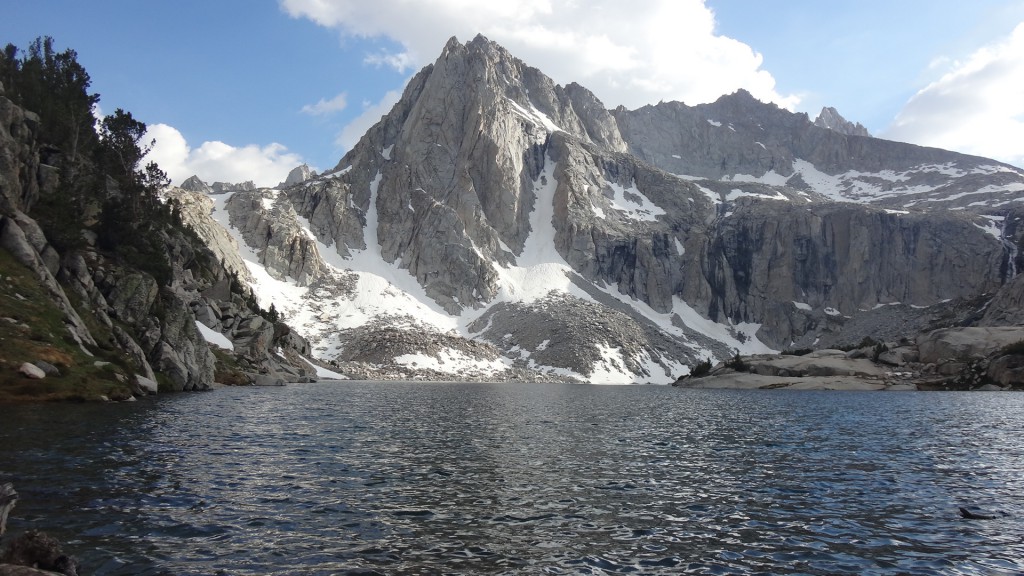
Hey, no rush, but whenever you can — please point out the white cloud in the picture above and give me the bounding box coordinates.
[364,50,417,72]
[336,88,403,151]
[279,0,798,111]
[885,22,1024,168]
[144,123,306,188]
[301,92,349,115]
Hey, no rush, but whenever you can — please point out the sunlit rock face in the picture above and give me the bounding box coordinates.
[183,35,1024,384]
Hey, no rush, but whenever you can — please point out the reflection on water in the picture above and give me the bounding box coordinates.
[1,383,1023,575]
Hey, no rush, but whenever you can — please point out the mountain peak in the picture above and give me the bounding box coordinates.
[194,32,1024,385]
[728,88,756,101]
[442,35,462,53]
[814,106,870,137]
[468,32,492,46]
[179,175,211,194]
[278,163,316,189]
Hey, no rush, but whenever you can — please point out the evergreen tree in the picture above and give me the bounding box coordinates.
[94,108,168,217]
[3,37,178,282]
[1,37,104,246]
[4,37,100,168]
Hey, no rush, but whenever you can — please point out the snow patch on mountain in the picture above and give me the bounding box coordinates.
[589,343,633,385]
[497,157,585,304]
[786,159,1024,208]
[196,321,234,350]
[605,181,666,221]
[725,188,788,202]
[395,349,509,374]
[726,170,791,188]
[505,97,562,133]
[975,215,1004,239]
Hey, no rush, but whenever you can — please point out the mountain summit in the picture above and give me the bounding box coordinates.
[176,35,1024,383]
[814,106,870,137]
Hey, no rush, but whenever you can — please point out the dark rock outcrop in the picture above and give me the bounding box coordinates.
[0,530,79,576]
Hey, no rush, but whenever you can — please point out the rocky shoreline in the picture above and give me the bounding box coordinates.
[675,326,1024,391]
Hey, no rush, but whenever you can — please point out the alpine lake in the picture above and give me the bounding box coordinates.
[1,381,1022,575]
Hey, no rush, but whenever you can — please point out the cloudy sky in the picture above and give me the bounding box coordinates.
[3,0,1023,186]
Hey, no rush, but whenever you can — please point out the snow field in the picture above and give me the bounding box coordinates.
[202,152,779,384]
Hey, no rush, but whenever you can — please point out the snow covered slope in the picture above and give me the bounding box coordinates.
[178,35,1022,385]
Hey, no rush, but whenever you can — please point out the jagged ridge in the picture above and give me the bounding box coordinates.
[180,34,1024,384]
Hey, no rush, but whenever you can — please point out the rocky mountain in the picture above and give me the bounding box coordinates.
[178,34,1024,385]
[0,71,329,401]
[813,106,870,137]
[278,164,317,189]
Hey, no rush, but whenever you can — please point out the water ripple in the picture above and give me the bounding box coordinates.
[2,383,1023,575]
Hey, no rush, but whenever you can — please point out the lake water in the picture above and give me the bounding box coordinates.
[1,382,1022,575]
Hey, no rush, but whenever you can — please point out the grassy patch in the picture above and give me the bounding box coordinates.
[212,347,250,386]
[0,247,133,402]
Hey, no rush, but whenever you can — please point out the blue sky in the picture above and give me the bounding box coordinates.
[2,0,1023,186]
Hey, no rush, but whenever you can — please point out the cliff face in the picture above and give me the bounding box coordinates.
[0,85,52,215]
[0,85,320,401]
[186,35,1022,384]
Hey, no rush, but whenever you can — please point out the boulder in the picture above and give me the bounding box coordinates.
[746,351,886,379]
[918,327,1024,364]
[133,375,159,395]
[192,302,220,328]
[31,361,60,377]
[18,363,45,379]
[0,529,80,576]
[152,342,191,391]
[936,361,967,376]
[987,354,1024,387]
